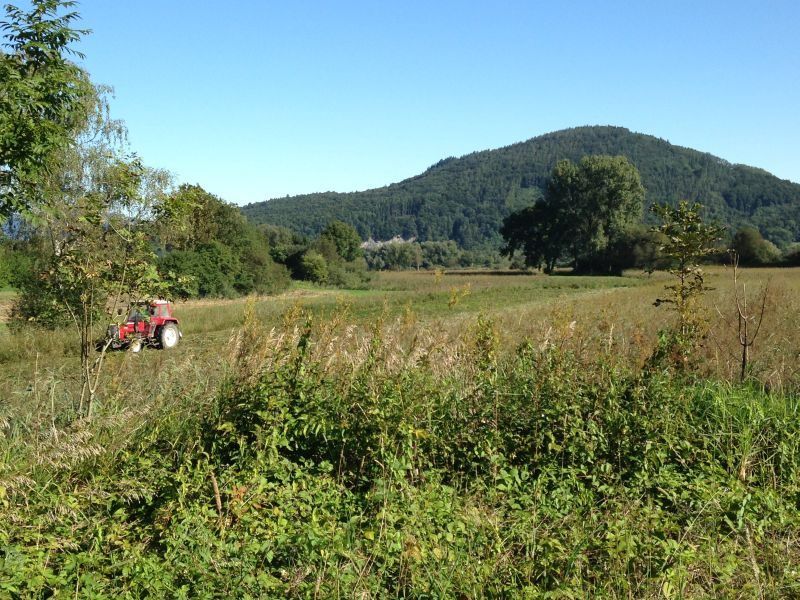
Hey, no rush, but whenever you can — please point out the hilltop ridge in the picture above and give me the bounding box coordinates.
[242,126,800,248]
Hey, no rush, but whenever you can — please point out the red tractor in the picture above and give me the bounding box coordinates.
[104,299,182,351]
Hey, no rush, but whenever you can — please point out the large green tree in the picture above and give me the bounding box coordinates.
[500,202,560,272]
[156,184,290,297]
[501,155,645,273]
[1,0,92,219]
[319,220,362,262]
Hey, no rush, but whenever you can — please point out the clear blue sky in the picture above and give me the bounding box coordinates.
[69,0,799,205]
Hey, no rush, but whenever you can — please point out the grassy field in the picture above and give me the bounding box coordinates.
[2,268,800,597]
[5,266,797,404]
[147,266,800,392]
[1,270,655,414]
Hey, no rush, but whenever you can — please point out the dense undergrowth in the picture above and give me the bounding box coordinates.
[2,307,799,598]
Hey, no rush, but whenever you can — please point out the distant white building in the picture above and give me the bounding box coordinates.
[361,235,417,249]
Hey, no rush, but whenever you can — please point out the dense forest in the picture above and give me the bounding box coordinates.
[242,126,800,249]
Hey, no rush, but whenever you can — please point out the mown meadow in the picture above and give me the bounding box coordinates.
[2,267,800,597]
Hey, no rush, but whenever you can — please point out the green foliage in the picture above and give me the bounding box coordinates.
[419,240,462,268]
[501,155,645,273]
[158,243,233,298]
[583,224,667,274]
[297,249,328,283]
[0,247,9,288]
[319,219,362,262]
[243,126,800,250]
[364,240,420,270]
[156,184,247,252]
[499,203,555,271]
[784,244,800,266]
[364,239,470,270]
[2,314,799,596]
[260,223,307,264]
[731,226,781,266]
[0,0,93,218]
[325,257,371,289]
[155,185,290,298]
[0,239,33,288]
[550,155,645,268]
[280,220,372,287]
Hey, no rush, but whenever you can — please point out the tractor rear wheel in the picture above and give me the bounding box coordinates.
[160,323,180,349]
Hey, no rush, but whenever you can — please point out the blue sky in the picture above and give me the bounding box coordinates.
[69,1,799,205]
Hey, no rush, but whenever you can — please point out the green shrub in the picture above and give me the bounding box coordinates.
[158,241,290,298]
[732,226,781,265]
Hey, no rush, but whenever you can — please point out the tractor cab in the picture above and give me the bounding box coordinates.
[125,300,174,324]
[150,301,173,319]
[125,302,151,335]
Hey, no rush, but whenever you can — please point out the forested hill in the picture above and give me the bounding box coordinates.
[242,126,800,249]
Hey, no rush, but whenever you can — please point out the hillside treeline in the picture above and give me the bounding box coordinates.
[242,126,800,249]
[5,176,799,305]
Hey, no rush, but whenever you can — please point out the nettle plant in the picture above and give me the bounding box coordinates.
[650,201,724,369]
